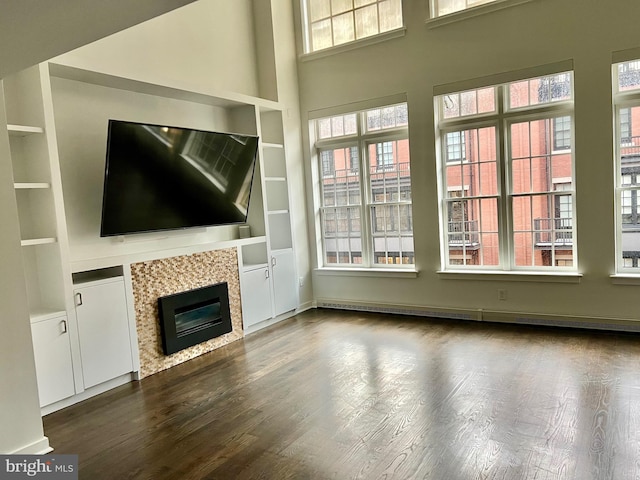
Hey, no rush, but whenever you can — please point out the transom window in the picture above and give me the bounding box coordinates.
[302,0,403,53]
[431,0,500,18]
[313,103,414,267]
[613,59,640,273]
[436,71,576,271]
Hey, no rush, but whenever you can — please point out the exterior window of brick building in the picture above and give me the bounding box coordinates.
[436,71,576,270]
[614,60,640,272]
[313,103,414,267]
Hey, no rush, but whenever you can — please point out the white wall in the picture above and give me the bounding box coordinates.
[0,0,196,78]
[0,90,49,454]
[297,0,640,323]
[52,0,260,98]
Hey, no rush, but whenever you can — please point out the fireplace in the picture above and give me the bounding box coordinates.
[158,282,232,355]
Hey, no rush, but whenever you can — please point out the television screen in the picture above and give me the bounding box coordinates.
[100,120,259,237]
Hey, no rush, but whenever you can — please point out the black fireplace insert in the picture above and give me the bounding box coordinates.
[158,282,232,355]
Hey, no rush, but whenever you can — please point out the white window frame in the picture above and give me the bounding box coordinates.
[312,103,413,268]
[436,72,577,272]
[613,59,640,274]
[428,0,535,23]
[301,0,404,54]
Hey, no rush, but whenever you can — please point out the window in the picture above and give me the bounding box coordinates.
[313,103,414,267]
[445,131,466,162]
[620,107,632,144]
[349,146,359,173]
[320,150,335,176]
[431,0,501,18]
[553,116,571,151]
[436,72,576,270]
[302,0,403,53]
[614,60,640,273]
[376,141,394,170]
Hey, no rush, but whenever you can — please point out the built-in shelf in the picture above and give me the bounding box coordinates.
[262,142,284,149]
[7,124,44,136]
[14,182,51,189]
[69,235,267,273]
[21,237,57,247]
[265,176,286,182]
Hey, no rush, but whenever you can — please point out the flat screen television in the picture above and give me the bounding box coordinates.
[100,119,259,237]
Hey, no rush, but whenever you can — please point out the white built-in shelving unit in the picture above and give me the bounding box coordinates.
[1,60,300,411]
[2,65,81,408]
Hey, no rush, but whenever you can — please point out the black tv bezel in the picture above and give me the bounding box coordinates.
[99,119,259,238]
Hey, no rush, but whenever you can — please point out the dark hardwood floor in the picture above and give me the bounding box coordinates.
[43,308,640,479]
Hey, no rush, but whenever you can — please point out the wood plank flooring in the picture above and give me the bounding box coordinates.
[43,308,640,479]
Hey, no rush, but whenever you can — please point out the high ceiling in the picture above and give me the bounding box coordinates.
[0,0,196,78]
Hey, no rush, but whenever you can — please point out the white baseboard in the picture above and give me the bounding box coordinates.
[244,308,301,335]
[316,298,640,333]
[296,301,315,314]
[41,373,136,416]
[10,436,52,455]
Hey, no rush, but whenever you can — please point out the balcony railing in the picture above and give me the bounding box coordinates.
[448,220,479,246]
[533,218,573,245]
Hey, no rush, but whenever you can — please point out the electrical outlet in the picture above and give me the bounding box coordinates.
[498,289,507,301]
[299,276,304,287]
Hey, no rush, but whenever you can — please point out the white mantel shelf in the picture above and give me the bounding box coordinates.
[70,236,267,273]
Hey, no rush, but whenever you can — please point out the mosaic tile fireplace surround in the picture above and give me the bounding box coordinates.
[130,247,243,378]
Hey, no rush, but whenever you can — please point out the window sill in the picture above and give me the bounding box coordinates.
[314,266,418,278]
[426,0,537,29]
[299,27,406,62]
[437,270,582,283]
[610,274,640,285]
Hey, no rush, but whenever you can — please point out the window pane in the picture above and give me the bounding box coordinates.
[371,204,414,265]
[365,103,408,132]
[441,87,496,120]
[618,61,640,92]
[322,206,362,265]
[317,113,359,139]
[344,113,357,135]
[508,72,572,109]
[444,127,497,195]
[309,0,331,21]
[447,197,499,267]
[320,147,361,205]
[355,4,378,39]
[332,11,355,45]
[379,0,402,31]
[510,118,573,195]
[369,139,410,202]
[311,19,333,51]
[512,194,573,267]
[332,0,353,15]
[436,0,467,16]
[318,118,332,139]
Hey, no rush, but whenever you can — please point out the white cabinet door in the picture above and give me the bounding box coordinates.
[31,316,75,407]
[74,278,133,389]
[240,267,273,328]
[271,249,297,316]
